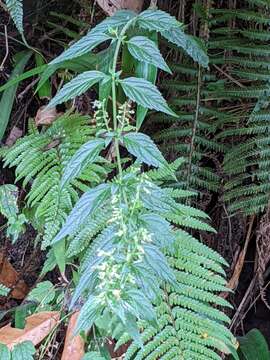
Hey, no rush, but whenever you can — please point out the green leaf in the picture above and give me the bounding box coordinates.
[0,284,9,296]
[53,239,66,274]
[34,54,51,99]
[50,10,136,65]
[52,184,111,243]
[144,244,176,284]
[5,0,24,35]
[237,329,270,360]
[162,29,209,68]
[76,295,104,332]
[135,33,158,130]
[123,132,170,169]
[83,352,106,360]
[14,305,27,329]
[0,184,19,220]
[127,36,171,73]
[27,281,55,305]
[0,51,32,141]
[120,77,176,116]
[126,289,157,325]
[47,71,108,108]
[11,341,35,360]
[0,343,10,360]
[0,64,47,93]
[50,32,111,65]
[61,139,105,188]
[138,9,180,32]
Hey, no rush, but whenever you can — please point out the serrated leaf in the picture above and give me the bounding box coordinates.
[52,184,111,243]
[140,213,175,249]
[128,36,171,73]
[12,341,35,360]
[76,296,104,333]
[47,71,108,108]
[5,0,24,35]
[50,10,136,65]
[120,77,176,116]
[138,9,180,32]
[135,33,158,130]
[27,281,55,305]
[123,132,170,169]
[61,139,105,188]
[162,28,209,68]
[0,343,10,360]
[125,289,157,325]
[51,32,111,65]
[144,244,175,284]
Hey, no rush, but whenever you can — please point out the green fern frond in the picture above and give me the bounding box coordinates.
[116,231,236,360]
[2,113,108,248]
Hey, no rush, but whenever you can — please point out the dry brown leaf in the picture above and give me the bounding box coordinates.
[0,252,28,299]
[0,311,60,350]
[5,126,23,147]
[35,106,59,126]
[61,311,85,360]
[220,215,255,299]
[96,0,144,15]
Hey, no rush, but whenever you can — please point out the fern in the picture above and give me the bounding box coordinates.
[1,113,108,248]
[1,8,238,359]
[209,0,270,215]
[152,50,221,194]
[116,230,236,360]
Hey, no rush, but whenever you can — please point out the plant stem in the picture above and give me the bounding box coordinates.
[111,19,135,178]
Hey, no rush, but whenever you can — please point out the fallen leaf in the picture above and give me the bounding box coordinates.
[96,0,143,15]
[35,106,59,126]
[220,215,255,299]
[5,127,23,147]
[61,311,85,360]
[0,311,60,350]
[0,252,28,299]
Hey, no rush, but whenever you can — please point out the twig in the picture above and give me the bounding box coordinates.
[213,64,245,88]
[0,25,9,71]
[18,78,39,99]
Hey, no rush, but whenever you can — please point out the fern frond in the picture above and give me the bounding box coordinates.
[117,231,236,360]
[2,113,108,248]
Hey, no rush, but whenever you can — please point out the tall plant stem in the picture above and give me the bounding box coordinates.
[111,19,135,178]
[186,65,202,189]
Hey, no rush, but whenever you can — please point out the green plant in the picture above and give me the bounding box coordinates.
[0,184,27,242]
[0,341,35,360]
[153,53,222,194]
[33,7,238,359]
[0,51,32,142]
[2,112,110,272]
[3,0,24,36]
[209,0,270,215]
[232,329,270,360]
